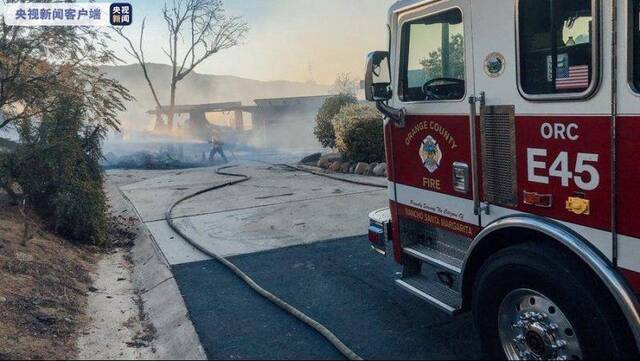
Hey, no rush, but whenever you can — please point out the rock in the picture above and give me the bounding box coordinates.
[329,161,343,172]
[88,286,98,293]
[318,153,343,168]
[367,162,379,176]
[354,162,369,175]
[317,158,330,168]
[0,296,6,303]
[300,152,321,165]
[373,163,387,177]
[349,165,356,173]
[340,162,352,173]
[320,152,342,162]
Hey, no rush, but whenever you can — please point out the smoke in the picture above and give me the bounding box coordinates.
[99,0,394,164]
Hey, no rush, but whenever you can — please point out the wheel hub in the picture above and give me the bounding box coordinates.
[525,328,547,356]
[498,289,582,360]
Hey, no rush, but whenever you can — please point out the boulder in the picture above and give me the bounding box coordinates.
[354,162,369,175]
[340,162,352,173]
[366,162,379,176]
[317,158,330,168]
[329,160,343,172]
[300,152,322,165]
[373,163,387,177]
[320,152,342,162]
[319,153,342,169]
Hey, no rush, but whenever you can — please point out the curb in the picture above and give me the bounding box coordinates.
[106,180,207,360]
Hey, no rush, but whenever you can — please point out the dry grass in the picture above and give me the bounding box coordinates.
[0,194,97,360]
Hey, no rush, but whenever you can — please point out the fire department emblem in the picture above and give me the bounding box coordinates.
[419,135,442,173]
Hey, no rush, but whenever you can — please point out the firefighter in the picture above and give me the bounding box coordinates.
[209,130,228,164]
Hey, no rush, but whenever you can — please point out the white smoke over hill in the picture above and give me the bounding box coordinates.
[100,63,332,132]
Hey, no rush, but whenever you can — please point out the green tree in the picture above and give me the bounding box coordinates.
[313,93,357,149]
[1,17,130,132]
[14,95,109,245]
[0,7,132,245]
[420,33,465,80]
[333,103,384,163]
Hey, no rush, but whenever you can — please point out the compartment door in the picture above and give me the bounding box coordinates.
[471,0,614,259]
[616,0,640,273]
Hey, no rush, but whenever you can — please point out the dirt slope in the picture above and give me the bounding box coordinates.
[0,196,96,360]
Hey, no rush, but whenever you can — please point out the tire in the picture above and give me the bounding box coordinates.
[472,242,636,360]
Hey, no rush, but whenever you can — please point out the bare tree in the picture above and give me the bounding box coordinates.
[332,72,358,97]
[114,0,248,131]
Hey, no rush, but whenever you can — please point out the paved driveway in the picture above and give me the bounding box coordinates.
[112,162,483,360]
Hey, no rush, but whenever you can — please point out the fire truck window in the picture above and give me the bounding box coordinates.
[633,0,640,92]
[401,8,465,102]
[519,0,595,97]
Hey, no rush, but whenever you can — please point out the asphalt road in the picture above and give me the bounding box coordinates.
[172,235,484,360]
[114,164,485,359]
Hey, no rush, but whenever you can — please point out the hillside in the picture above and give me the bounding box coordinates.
[99,63,332,131]
[0,194,95,359]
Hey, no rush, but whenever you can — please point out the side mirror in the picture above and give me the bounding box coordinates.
[365,51,391,102]
[365,50,405,127]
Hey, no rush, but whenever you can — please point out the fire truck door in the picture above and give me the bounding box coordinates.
[389,0,480,233]
[469,0,614,259]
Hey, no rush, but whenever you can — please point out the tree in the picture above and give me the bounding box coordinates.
[14,95,110,245]
[332,72,358,97]
[333,103,384,163]
[0,16,132,197]
[0,8,132,245]
[420,33,465,80]
[0,19,130,132]
[313,93,357,149]
[114,0,248,132]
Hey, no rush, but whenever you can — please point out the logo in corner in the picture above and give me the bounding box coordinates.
[419,135,442,173]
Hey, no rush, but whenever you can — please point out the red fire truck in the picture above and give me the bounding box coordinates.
[365,0,640,359]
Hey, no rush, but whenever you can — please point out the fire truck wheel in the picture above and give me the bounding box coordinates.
[472,242,636,360]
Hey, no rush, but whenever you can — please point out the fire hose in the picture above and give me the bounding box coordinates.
[165,163,375,361]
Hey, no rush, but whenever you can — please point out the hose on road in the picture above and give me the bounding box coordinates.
[277,163,387,189]
[165,164,367,361]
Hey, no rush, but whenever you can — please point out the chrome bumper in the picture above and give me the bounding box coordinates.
[368,207,392,255]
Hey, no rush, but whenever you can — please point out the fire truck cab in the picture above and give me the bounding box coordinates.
[365,0,640,359]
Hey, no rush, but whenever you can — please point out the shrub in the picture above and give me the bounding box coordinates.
[13,95,109,246]
[333,103,384,163]
[313,94,357,148]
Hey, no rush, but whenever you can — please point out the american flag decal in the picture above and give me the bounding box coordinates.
[556,65,590,90]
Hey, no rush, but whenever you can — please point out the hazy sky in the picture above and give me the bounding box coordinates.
[109,0,395,84]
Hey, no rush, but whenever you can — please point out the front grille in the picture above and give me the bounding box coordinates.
[480,105,517,207]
